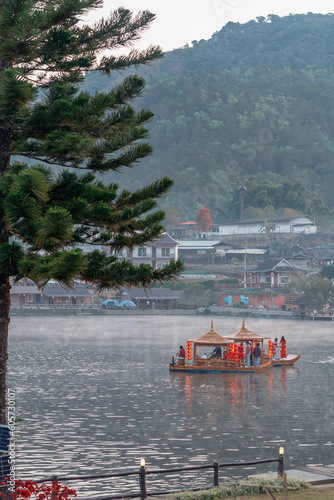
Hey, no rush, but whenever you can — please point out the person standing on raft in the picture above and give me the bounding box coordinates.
[279,336,287,358]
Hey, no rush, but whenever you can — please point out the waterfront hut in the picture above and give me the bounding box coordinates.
[224,318,270,361]
[188,320,233,362]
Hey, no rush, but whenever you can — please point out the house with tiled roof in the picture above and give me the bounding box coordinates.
[115,233,179,270]
[121,287,181,310]
[10,283,94,306]
[245,258,304,288]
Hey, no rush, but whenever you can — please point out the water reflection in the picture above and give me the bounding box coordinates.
[8,316,334,496]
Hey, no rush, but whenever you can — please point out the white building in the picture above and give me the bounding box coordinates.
[115,233,179,270]
[218,216,316,236]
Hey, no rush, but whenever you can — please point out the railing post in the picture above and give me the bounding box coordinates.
[283,472,288,500]
[277,448,284,476]
[213,462,219,487]
[51,475,58,500]
[139,465,147,499]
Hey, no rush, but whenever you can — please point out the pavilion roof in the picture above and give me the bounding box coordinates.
[224,318,270,341]
[188,321,233,345]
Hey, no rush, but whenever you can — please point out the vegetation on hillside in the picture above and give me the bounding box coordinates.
[83,13,334,224]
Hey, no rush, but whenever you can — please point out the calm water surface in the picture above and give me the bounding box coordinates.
[8,316,334,495]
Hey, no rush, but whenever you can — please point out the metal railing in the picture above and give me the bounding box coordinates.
[33,451,284,500]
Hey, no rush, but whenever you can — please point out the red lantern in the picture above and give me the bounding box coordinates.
[186,340,192,360]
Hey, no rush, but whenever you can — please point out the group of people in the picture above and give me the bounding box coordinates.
[207,342,261,367]
[272,336,287,359]
[176,335,287,365]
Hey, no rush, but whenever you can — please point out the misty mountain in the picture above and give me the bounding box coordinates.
[83,13,334,222]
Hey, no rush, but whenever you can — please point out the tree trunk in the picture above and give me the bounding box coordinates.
[0,274,10,424]
[0,121,12,425]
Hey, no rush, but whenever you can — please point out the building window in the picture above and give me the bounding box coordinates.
[138,248,147,257]
[161,248,170,257]
[27,294,33,303]
[266,276,271,283]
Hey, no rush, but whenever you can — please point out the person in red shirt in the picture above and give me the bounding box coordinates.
[280,337,287,358]
[238,342,245,366]
[177,345,186,359]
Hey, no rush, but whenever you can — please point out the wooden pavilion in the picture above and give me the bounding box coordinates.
[224,318,270,363]
[188,320,232,361]
[169,320,273,373]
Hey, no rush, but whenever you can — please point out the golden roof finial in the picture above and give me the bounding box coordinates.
[242,318,245,329]
[211,320,214,331]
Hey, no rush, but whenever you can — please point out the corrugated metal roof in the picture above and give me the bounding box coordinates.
[225,249,268,255]
[11,284,93,297]
[177,240,220,249]
[217,215,314,225]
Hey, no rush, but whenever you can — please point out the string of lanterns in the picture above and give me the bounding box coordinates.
[186,340,192,360]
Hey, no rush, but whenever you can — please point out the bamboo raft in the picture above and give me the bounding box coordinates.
[169,357,274,373]
[170,320,275,373]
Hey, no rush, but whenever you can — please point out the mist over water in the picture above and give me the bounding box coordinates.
[8,316,334,496]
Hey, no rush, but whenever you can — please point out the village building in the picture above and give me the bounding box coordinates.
[223,247,268,263]
[307,247,334,266]
[10,283,94,307]
[172,222,219,240]
[217,215,316,236]
[176,240,220,258]
[244,258,304,288]
[115,233,178,270]
[217,292,286,309]
[120,287,181,310]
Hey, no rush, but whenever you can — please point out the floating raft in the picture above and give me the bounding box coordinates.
[169,359,274,373]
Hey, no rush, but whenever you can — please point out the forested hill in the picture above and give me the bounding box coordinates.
[84,13,334,224]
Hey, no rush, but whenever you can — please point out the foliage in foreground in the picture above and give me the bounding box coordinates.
[0,480,77,500]
[171,476,310,499]
[0,0,185,426]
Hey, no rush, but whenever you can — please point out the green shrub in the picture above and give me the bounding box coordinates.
[171,476,310,500]
[233,301,248,309]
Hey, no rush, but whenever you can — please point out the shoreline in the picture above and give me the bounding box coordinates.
[9,306,295,319]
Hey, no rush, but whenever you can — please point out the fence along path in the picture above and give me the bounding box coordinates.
[33,453,284,499]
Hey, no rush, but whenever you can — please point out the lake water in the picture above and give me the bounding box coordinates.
[8,315,334,496]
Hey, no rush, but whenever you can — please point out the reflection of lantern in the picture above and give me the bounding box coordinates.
[186,340,192,361]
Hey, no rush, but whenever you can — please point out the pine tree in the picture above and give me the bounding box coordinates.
[0,1,184,423]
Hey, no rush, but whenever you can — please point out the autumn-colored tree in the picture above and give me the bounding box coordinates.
[196,207,213,232]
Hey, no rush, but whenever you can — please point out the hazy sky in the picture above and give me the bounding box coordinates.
[96,0,334,51]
